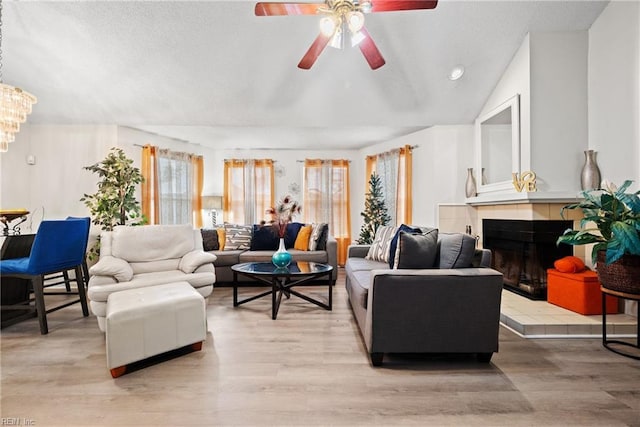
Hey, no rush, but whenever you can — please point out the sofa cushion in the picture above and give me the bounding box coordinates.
[348,270,372,310]
[179,250,218,274]
[388,224,423,268]
[111,224,195,262]
[224,224,252,250]
[366,225,398,263]
[437,233,476,268]
[250,224,279,251]
[201,229,219,251]
[211,250,242,267]
[393,230,439,269]
[308,223,328,251]
[294,225,313,250]
[345,257,388,275]
[284,222,305,249]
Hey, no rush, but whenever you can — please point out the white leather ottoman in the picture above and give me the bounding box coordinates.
[105,281,207,378]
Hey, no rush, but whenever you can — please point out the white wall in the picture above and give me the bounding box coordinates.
[588,0,640,190]
[0,125,117,232]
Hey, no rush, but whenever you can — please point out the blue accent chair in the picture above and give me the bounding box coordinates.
[46,217,91,291]
[0,218,90,334]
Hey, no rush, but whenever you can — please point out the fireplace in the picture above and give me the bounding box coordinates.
[483,219,572,300]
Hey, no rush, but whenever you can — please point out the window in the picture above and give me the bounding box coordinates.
[223,159,274,225]
[365,144,413,225]
[141,145,204,226]
[303,159,351,266]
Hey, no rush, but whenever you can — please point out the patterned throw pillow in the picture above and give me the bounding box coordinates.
[308,223,328,251]
[365,225,398,263]
[201,229,219,251]
[223,223,252,250]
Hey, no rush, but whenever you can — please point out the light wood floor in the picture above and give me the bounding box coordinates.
[1,271,639,426]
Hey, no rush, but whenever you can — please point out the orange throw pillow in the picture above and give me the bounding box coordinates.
[294,225,312,251]
[554,256,586,273]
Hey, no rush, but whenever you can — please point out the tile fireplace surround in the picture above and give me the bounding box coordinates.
[438,203,638,318]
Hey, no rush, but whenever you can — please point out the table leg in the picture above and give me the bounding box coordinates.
[233,271,238,307]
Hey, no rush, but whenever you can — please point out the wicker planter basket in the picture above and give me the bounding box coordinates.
[596,251,640,295]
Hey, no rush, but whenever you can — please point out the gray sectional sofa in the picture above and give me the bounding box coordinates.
[345,231,504,366]
[206,236,338,284]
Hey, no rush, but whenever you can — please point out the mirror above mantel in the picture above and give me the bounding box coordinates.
[474,94,521,194]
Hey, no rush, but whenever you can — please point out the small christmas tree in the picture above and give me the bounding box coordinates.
[357,173,391,244]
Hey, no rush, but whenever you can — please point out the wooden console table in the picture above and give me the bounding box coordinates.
[601,287,640,360]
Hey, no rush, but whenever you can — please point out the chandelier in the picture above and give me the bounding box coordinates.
[0,1,36,152]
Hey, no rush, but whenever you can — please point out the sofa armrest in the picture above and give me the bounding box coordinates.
[88,255,133,282]
[179,250,217,273]
[325,236,338,281]
[347,244,370,259]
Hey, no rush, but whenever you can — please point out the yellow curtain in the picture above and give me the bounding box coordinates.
[365,155,376,187]
[141,145,159,224]
[192,155,204,228]
[223,159,274,224]
[398,145,412,225]
[303,159,351,266]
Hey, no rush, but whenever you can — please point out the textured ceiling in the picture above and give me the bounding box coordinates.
[3,0,608,149]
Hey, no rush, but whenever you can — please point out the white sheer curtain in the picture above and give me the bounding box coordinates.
[157,149,193,225]
[303,159,351,266]
[223,159,274,225]
[376,150,399,226]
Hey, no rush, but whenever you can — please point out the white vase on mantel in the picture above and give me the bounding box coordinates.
[465,168,477,198]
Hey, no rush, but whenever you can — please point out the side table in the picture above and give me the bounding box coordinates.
[601,287,640,360]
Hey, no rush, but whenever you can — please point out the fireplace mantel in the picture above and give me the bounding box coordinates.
[466,191,580,206]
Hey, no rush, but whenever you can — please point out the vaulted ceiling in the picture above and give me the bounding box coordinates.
[4,0,608,149]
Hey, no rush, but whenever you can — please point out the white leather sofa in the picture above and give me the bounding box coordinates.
[88,224,216,331]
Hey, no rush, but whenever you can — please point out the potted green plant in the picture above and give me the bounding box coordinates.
[557,180,640,294]
[81,147,145,259]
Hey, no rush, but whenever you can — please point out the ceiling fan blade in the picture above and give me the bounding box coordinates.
[298,33,331,70]
[358,28,385,70]
[367,0,438,13]
[255,2,325,16]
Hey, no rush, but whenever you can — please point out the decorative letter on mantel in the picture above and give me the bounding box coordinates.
[512,171,537,192]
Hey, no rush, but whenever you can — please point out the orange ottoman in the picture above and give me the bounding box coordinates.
[547,269,618,315]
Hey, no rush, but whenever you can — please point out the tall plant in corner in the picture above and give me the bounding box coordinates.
[357,172,391,244]
[81,147,145,258]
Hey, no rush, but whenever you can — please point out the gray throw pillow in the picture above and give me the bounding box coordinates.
[437,233,476,268]
[393,230,439,269]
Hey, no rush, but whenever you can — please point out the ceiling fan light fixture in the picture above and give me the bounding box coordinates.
[448,65,465,81]
[319,16,338,37]
[347,11,364,32]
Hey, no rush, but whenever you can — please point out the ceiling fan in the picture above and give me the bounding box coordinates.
[255,0,438,70]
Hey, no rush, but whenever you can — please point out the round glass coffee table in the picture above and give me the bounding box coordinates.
[231,261,333,320]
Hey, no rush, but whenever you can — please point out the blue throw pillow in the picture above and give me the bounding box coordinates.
[250,224,279,251]
[284,222,305,249]
[388,224,422,268]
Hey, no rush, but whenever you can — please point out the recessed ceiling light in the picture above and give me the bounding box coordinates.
[448,65,465,81]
